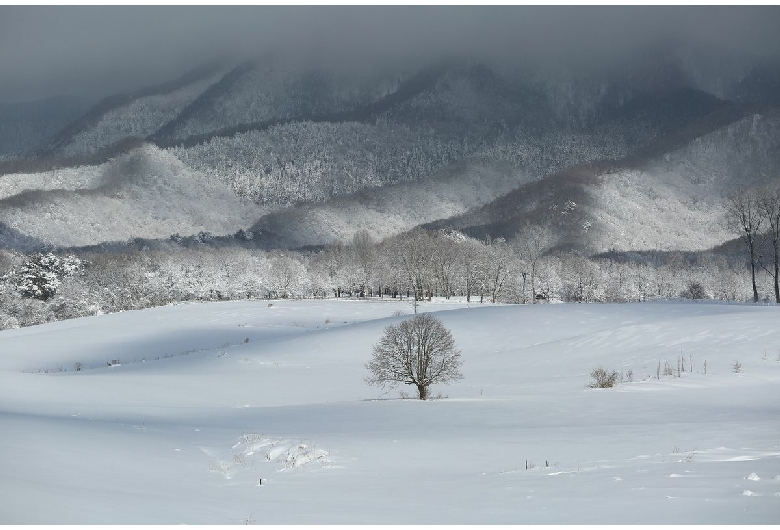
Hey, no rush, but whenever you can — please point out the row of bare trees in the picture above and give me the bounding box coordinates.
[0,222,766,330]
[310,227,756,306]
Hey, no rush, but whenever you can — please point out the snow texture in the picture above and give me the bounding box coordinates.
[0,299,778,523]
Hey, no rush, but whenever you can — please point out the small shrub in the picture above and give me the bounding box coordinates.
[626,368,634,382]
[733,360,742,373]
[590,366,619,388]
[73,361,83,372]
[680,281,708,300]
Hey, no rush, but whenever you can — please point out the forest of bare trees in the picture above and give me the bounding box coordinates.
[0,220,769,331]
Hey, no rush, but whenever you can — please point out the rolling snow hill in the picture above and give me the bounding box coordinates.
[0,145,262,248]
[0,299,778,523]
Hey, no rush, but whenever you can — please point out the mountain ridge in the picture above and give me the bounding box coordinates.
[1,55,779,256]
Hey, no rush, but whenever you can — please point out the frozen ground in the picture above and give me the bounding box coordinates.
[0,298,778,524]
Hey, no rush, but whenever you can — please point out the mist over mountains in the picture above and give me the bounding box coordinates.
[2,37,779,252]
[1,6,780,322]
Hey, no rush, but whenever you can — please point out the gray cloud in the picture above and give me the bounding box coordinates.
[1,5,779,102]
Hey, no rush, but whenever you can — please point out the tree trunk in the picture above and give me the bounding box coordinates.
[774,246,780,303]
[416,384,428,400]
[750,244,759,302]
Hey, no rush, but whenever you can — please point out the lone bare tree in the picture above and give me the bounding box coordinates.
[365,314,462,400]
[726,190,762,302]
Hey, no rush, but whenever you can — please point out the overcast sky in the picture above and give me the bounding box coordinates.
[1,5,779,103]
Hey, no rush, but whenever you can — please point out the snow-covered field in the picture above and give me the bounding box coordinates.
[1,299,778,524]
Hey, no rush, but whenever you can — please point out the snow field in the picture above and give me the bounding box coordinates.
[0,299,778,523]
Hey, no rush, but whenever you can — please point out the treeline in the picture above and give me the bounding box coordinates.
[0,227,761,331]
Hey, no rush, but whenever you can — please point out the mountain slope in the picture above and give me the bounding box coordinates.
[48,64,226,158]
[248,159,527,248]
[3,57,779,253]
[426,107,780,253]
[151,58,422,146]
[0,145,261,248]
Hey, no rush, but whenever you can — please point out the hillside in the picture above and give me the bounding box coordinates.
[248,159,526,248]
[0,145,261,248]
[425,106,780,254]
[151,58,414,145]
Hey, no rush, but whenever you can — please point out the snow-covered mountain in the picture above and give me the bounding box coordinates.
[425,106,780,254]
[248,160,527,248]
[1,52,779,253]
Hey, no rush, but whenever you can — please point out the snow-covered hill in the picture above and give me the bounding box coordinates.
[0,145,262,248]
[58,71,225,158]
[249,160,527,247]
[156,58,406,143]
[0,299,778,523]
[429,108,780,253]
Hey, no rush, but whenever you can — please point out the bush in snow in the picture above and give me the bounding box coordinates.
[590,366,620,388]
[680,281,708,300]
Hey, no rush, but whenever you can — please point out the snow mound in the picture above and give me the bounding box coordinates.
[233,434,331,471]
[744,472,761,481]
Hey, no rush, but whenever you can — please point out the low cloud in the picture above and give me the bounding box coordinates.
[0,5,778,102]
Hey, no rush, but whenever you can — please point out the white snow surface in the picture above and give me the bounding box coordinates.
[0,299,778,524]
